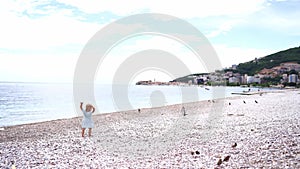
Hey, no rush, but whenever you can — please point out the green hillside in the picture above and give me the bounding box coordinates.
[172,73,209,83]
[173,46,300,82]
[235,46,300,75]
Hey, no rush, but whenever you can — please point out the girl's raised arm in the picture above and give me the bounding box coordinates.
[80,102,83,111]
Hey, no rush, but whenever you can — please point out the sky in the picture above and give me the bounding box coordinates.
[0,0,299,83]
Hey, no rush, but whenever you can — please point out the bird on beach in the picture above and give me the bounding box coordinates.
[232,142,237,148]
[243,100,246,104]
[191,151,194,155]
[217,158,223,165]
[223,155,231,162]
[195,151,200,155]
[229,102,231,105]
[255,100,258,103]
[138,108,141,113]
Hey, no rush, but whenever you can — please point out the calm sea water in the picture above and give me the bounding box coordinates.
[0,82,269,127]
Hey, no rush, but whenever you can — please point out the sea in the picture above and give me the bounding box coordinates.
[0,82,273,127]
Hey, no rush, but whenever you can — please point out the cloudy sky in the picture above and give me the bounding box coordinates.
[0,0,299,83]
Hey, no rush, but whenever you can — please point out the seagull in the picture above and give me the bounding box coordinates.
[255,100,258,103]
[243,100,246,104]
[11,161,16,169]
[217,159,223,165]
[223,155,231,162]
[232,142,237,148]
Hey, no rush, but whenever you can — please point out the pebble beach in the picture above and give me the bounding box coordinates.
[1,89,300,168]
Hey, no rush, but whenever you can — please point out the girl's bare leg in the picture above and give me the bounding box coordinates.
[82,128,85,137]
[88,128,92,137]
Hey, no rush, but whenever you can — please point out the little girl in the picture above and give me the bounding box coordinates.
[80,102,95,137]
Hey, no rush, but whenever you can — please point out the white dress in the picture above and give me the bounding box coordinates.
[81,110,94,128]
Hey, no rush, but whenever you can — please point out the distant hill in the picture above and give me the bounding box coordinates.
[235,46,300,75]
[172,73,209,83]
[173,46,300,82]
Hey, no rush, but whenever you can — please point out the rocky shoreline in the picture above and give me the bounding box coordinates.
[1,89,300,168]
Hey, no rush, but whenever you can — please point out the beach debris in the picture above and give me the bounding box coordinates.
[205,87,210,90]
[229,102,231,105]
[191,151,194,155]
[195,151,200,155]
[138,109,141,113]
[217,158,223,165]
[212,100,215,103]
[232,143,237,148]
[208,100,211,102]
[223,155,231,162]
[243,100,246,104]
[255,100,258,103]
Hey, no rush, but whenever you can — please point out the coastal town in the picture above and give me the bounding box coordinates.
[136,62,300,88]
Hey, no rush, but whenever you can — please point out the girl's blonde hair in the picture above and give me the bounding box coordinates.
[86,104,93,107]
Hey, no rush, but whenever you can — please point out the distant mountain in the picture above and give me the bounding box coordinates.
[235,46,300,75]
[172,73,209,83]
[173,46,300,82]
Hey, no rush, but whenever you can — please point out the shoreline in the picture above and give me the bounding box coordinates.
[0,97,219,142]
[0,87,287,129]
[1,89,299,168]
[0,88,289,140]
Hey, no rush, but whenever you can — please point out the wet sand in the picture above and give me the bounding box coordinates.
[1,89,300,168]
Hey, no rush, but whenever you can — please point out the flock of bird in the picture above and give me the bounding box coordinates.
[191,142,238,166]
[207,99,259,106]
[229,99,258,105]
[136,92,260,166]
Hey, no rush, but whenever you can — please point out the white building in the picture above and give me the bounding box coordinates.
[288,74,298,83]
[231,64,237,70]
[241,75,247,84]
[229,77,240,84]
[247,76,261,84]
